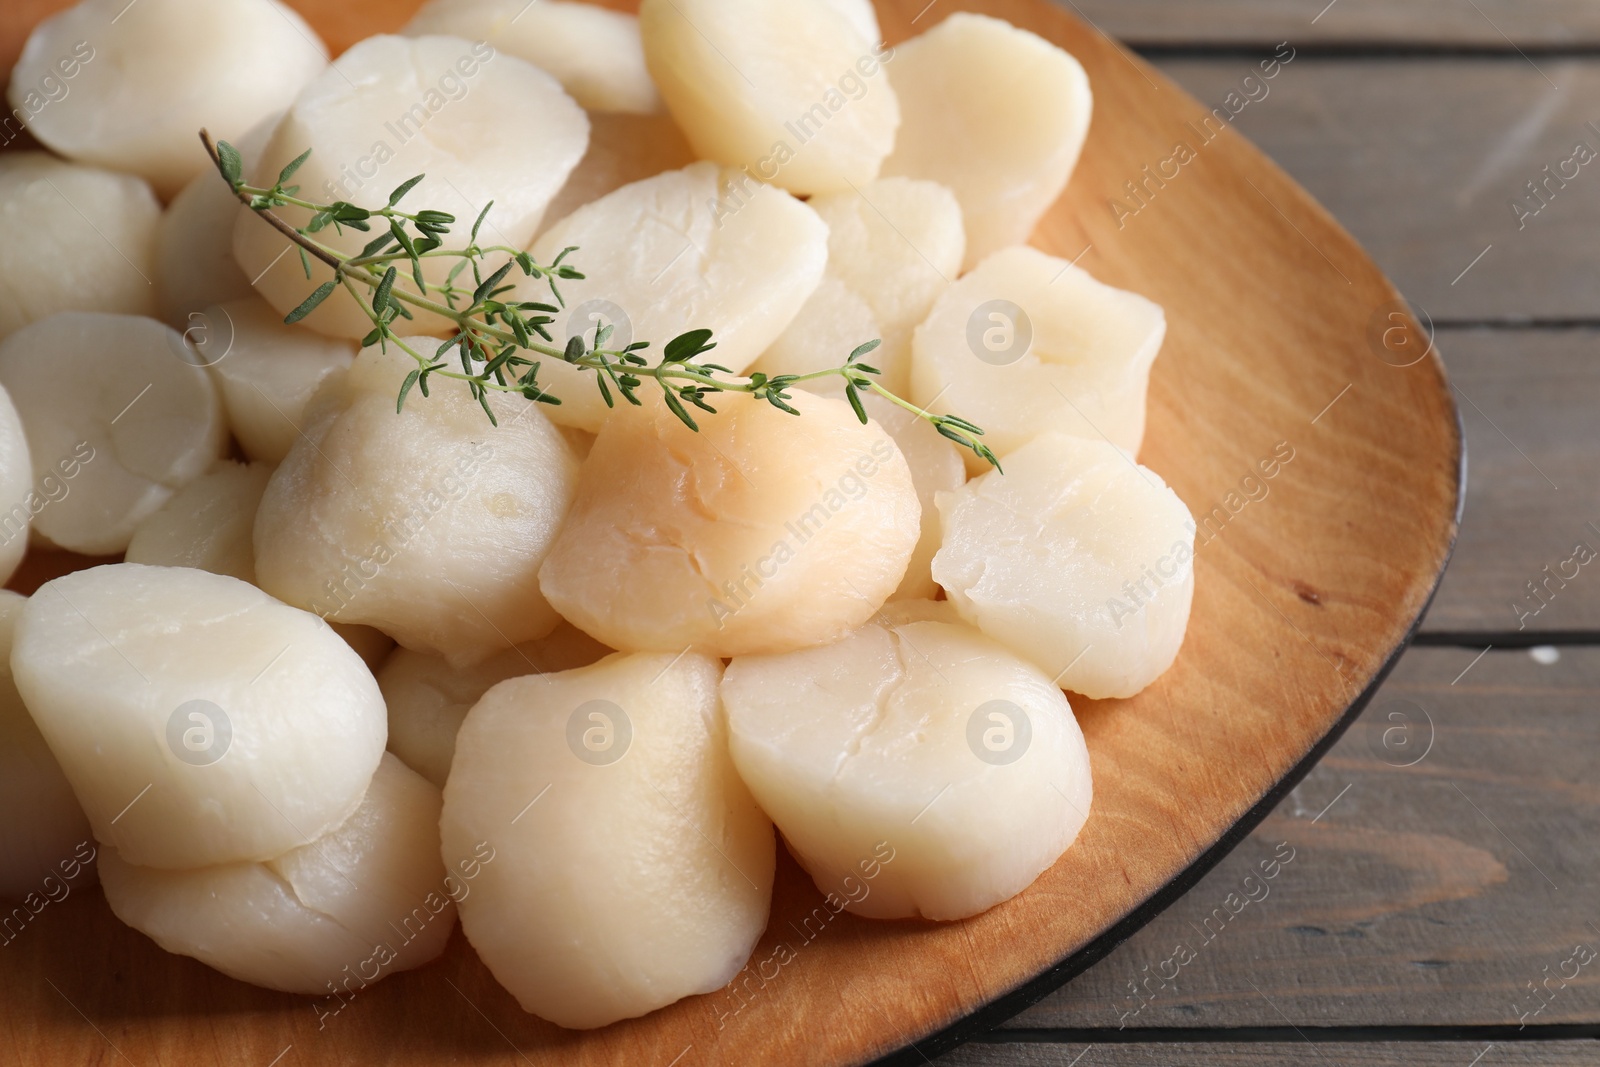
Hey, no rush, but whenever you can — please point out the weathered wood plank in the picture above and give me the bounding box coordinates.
[1423,328,1600,635]
[1008,645,1600,1030]
[1112,57,1600,321]
[1070,0,1600,49]
[943,1041,1598,1066]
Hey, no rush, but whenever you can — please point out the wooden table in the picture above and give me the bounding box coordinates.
[940,2,1600,1064]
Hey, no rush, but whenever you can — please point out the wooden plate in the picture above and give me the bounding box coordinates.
[0,1,1462,1064]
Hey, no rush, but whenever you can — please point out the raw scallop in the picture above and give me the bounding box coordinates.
[253,341,579,666]
[234,34,587,339]
[883,13,1091,267]
[723,616,1092,920]
[934,433,1196,699]
[440,651,773,1028]
[194,297,355,464]
[0,312,226,555]
[524,162,828,432]
[405,0,658,113]
[639,0,898,195]
[535,111,695,237]
[912,246,1165,472]
[100,754,454,994]
[808,177,966,394]
[153,116,280,330]
[539,390,919,657]
[125,460,274,583]
[0,383,32,584]
[8,0,327,197]
[380,623,611,787]
[12,563,387,870]
[0,154,159,340]
[0,591,94,900]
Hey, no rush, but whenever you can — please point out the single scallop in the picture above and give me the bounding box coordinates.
[639,0,898,195]
[0,383,32,584]
[99,754,454,995]
[404,0,658,113]
[934,433,1196,699]
[253,341,579,666]
[539,389,919,657]
[869,396,965,602]
[882,13,1092,267]
[0,154,160,340]
[523,162,828,432]
[441,650,773,1028]
[0,591,94,900]
[8,0,328,198]
[12,563,387,870]
[125,460,273,583]
[194,297,356,464]
[153,115,280,330]
[913,246,1166,473]
[234,34,588,340]
[380,623,611,788]
[535,111,696,238]
[723,616,1092,920]
[332,623,397,674]
[745,276,880,398]
[807,178,966,395]
[0,312,226,555]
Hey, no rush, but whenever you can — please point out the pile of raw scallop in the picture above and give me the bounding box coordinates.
[0,0,1197,1030]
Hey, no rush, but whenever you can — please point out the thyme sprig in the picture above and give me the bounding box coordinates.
[201,131,999,469]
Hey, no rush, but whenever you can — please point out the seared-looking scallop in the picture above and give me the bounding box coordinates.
[405,0,658,113]
[441,651,773,1028]
[12,564,386,870]
[100,754,454,994]
[0,591,94,899]
[724,617,1092,920]
[935,433,1196,700]
[254,342,579,666]
[913,246,1166,472]
[0,313,226,555]
[125,461,273,583]
[807,178,966,395]
[540,390,919,657]
[380,623,611,787]
[883,13,1092,266]
[234,34,587,340]
[8,0,327,198]
[640,0,897,195]
[525,163,828,432]
[194,297,356,465]
[0,154,160,340]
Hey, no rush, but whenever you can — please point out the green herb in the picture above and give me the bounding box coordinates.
[200,131,999,470]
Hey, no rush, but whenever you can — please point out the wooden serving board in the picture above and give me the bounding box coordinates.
[0,1,1462,1064]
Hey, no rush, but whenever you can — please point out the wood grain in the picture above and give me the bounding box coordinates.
[1011,646,1600,1030]
[1070,0,1600,48]
[944,1042,1598,1066]
[0,2,1462,1066]
[1141,58,1600,322]
[1423,329,1600,635]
